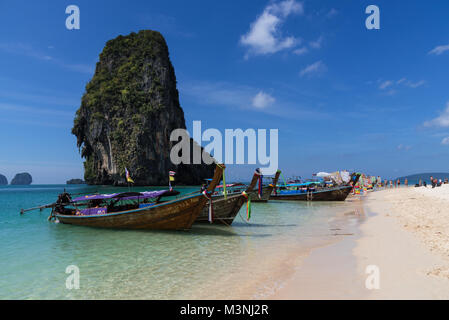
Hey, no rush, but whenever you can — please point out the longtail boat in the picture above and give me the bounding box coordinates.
[270,173,361,201]
[196,169,261,225]
[249,169,281,202]
[36,164,225,230]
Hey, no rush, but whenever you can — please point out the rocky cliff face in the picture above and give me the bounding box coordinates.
[0,174,7,185]
[72,30,214,186]
[11,173,32,185]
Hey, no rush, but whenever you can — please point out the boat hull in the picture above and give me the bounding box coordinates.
[249,170,282,202]
[196,193,245,225]
[271,185,353,201]
[249,185,273,202]
[56,193,206,230]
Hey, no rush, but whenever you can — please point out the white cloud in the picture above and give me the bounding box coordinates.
[406,80,426,88]
[379,80,393,90]
[397,144,411,151]
[180,82,253,109]
[240,0,303,57]
[299,60,326,77]
[0,102,74,117]
[0,42,93,74]
[326,8,338,18]
[293,47,308,55]
[252,91,275,108]
[424,102,449,127]
[442,137,449,145]
[309,36,323,49]
[378,78,425,91]
[429,44,449,55]
[179,80,329,120]
[268,0,304,18]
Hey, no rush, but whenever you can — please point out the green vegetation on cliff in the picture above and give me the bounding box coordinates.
[72,30,213,185]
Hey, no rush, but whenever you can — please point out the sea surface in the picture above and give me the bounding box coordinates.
[0,184,364,299]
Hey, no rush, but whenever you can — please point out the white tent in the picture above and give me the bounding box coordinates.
[316,172,331,177]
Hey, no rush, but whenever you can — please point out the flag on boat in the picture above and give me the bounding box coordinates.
[169,171,176,190]
[125,168,134,184]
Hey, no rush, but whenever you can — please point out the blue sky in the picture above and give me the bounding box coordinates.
[1,0,449,183]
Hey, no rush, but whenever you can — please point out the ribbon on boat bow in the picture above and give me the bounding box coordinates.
[255,168,263,199]
[241,191,251,221]
[280,172,287,187]
[269,183,276,195]
[202,190,214,223]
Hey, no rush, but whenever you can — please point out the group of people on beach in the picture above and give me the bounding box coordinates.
[416,176,448,188]
[384,176,449,189]
[384,178,407,188]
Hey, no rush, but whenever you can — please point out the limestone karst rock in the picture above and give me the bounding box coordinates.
[72,30,214,185]
[10,173,32,185]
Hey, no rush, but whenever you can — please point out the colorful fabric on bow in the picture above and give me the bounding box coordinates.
[202,190,214,223]
[254,168,262,199]
[281,172,287,187]
[242,191,251,221]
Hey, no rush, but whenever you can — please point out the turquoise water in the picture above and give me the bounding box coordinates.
[0,184,361,299]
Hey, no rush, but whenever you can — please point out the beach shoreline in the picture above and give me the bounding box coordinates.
[188,199,366,300]
[268,187,449,299]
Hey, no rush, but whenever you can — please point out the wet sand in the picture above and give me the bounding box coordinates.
[191,200,365,299]
[269,187,449,299]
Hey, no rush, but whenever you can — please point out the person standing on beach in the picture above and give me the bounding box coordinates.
[405,178,408,186]
[430,176,435,188]
[397,179,401,187]
[390,180,393,188]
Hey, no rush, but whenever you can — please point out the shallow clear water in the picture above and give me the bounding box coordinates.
[0,184,361,299]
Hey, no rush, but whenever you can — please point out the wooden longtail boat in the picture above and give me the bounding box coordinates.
[49,164,225,230]
[196,169,261,225]
[249,169,281,202]
[270,173,361,202]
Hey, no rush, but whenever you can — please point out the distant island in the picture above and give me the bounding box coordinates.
[66,179,86,185]
[396,172,449,182]
[0,174,7,185]
[10,172,32,185]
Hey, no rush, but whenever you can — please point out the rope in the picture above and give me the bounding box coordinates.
[202,190,214,223]
[281,172,287,187]
[241,191,251,221]
[217,163,227,199]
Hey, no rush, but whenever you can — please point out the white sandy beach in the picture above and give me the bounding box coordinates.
[270,185,449,299]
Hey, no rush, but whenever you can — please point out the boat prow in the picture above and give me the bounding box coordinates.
[196,168,261,225]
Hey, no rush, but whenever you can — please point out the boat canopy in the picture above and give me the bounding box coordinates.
[278,181,321,187]
[72,190,179,203]
[316,172,331,177]
[216,183,244,188]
